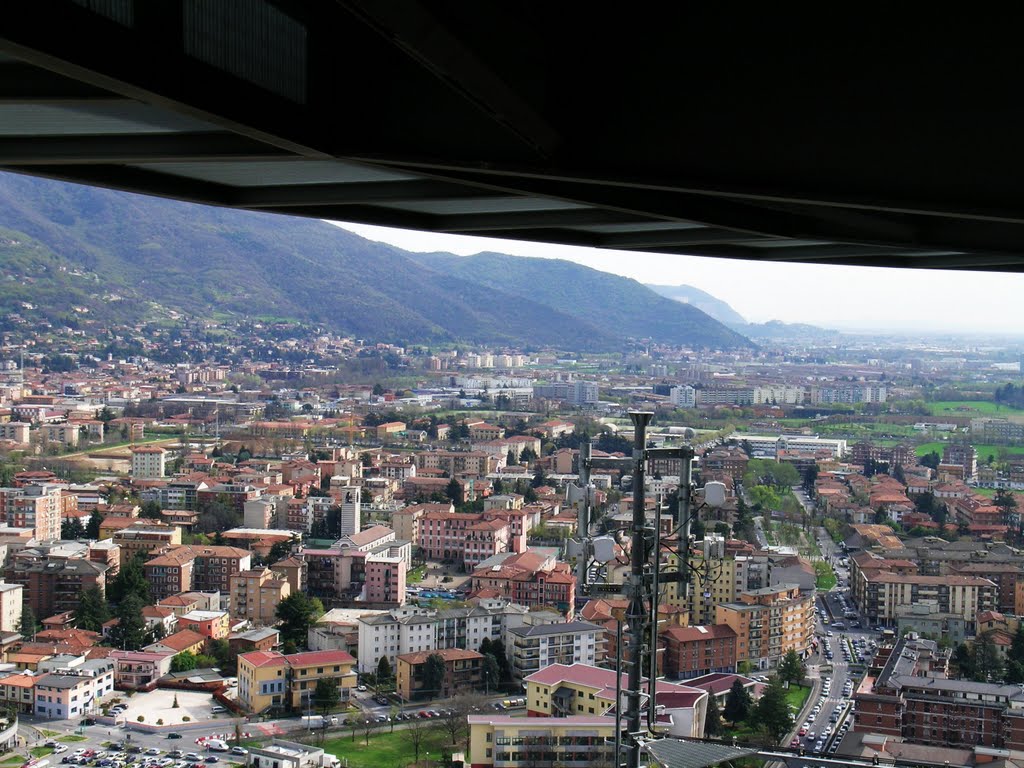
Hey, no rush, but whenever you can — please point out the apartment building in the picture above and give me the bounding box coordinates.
[415,451,499,478]
[130,445,166,478]
[856,571,997,630]
[7,553,107,619]
[0,423,30,445]
[143,545,252,601]
[505,621,605,679]
[237,649,356,714]
[356,599,528,674]
[364,557,405,604]
[468,715,615,768]
[660,624,738,680]
[111,524,181,558]
[34,659,115,719]
[230,567,291,624]
[854,634,1024,750]
[391,502,452,544]
[0,583,23,633]
[665,550,769,625]
[522,663,708,737]
[396,647,483,700]
[469,551,576,617]
[0,483,62,540]
[715,583,815,670]
[41,423,79,448]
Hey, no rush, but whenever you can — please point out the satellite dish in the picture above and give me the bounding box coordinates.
[592,535,617,563]
[704,481,727,508]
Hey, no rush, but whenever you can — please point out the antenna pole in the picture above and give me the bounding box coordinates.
[625,411,652,768]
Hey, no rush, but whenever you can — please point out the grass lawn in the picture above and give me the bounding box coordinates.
[37,731,60,738]
[785,683,811,713]
[61,736,87,743]
[927,400,1018,417]
[0,756,24,765]
[916,441,1024,459]
[30,748,52,758]
[407,566,427,584]
[321,727,452,768]
[814,561,837,590]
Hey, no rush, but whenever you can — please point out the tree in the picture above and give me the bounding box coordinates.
[704,692,722,737]
[778,649,805,686]
[445,477,462,505]
[530,468,547,488]
[751,676,793,746]
[108,594,147,651]
[376,655,393,684]
[994,489,1019,526]
[723,678,751,723]
[85,509,102,539]
[420,653,446,700]
[953,642,976,679]
[314,677,340,714]
[972,632,1004,682]
[920,451,941,470]
[275,592,325,646]
[481,654,500,694]
[171,651,198,672]
[74,585,111,632]
[268,537,296,564]
[107,553,151,605]
[19,605,37,639]
[405,712,430,763]
[61,517,86,540]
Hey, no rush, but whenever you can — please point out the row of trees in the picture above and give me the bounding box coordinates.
[954,624,1024,683]
[719,675,795,746]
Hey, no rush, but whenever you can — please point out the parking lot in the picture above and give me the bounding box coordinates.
[36,735,248,768]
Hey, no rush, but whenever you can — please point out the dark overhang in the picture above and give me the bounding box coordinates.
[2,4,1024,270]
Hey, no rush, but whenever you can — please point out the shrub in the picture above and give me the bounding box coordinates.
[156,719,164,726]
[137,715,144,723]
[182,716,191,722]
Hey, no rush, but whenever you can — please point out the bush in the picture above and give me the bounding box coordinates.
[137,716,144,723]
[182,716,191,722]
[156,719,164,726]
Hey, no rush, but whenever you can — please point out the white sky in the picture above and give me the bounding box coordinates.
[331,221,1024,335]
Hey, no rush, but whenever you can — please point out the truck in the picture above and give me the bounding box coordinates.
[301,715,338,728]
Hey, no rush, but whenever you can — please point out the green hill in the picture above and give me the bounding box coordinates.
[0,172,751,350]
[408,252,755,349]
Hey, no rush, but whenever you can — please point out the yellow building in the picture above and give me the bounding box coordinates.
[716,583,815,670]
[230,568,291,624]
[664,551,769,625]
[468,714,614,768]
[237,649,357,714]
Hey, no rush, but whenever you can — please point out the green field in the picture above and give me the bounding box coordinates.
[916,441,1024,459]
[785,684,811,713]
[814,561,837,591]
[927,401,1019,417]
[322,728,451,768]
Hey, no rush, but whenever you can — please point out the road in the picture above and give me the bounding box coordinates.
[782,528,878,763]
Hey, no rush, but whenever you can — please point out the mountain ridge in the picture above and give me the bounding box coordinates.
[0,172,752,350]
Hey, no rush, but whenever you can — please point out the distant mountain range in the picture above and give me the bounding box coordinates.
[647,282,839,341]
[0,172,753,350]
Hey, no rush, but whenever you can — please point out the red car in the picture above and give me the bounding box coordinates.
[790,738,800,748]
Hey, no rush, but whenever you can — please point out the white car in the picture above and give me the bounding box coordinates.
[53,746,68,755]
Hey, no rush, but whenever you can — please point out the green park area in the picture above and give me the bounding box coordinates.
[926,401,1019,417]
[321,728,452,768]
[916,441,1024,460]
[814,560,837,590]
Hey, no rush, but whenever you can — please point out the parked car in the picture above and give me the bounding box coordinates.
[166,735,183,741]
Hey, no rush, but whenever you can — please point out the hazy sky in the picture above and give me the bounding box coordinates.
[333,221,1024,334]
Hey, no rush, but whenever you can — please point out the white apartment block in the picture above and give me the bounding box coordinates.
[0,582,23,633]
[669,385,696,408]
[357,599,528,674]
[505,620,606,679]
[130,446,166,479]
[42,423,79,447]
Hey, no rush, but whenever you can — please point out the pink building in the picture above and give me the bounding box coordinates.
[109,650,174,689]
[464,518,511,568]
[364,557,406,605]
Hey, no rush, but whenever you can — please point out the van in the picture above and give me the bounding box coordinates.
[206,742,228,753]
